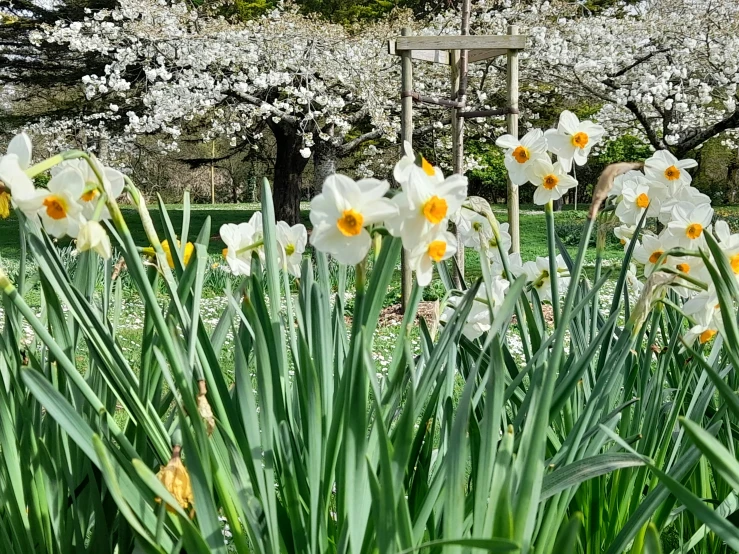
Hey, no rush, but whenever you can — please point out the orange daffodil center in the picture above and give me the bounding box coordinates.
[730,254,739,275]
[422,196,448,224]
[664,166,680,181]
[649,250,664,264]
[512,146,530,164]
[676,263,690,273]
[43,195,69,220]
[699,329,717,344]
[337,209,364,237]
[570,132,589,149]
[686,223,703,239]
[421,157,435,177]
[81,189,100,202]
[427,240,447,262]
[542,174,559,190]
[636,193,650,209]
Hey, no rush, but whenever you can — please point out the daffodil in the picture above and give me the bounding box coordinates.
[682,324,719,348]
[276,221,307,277]
[544,110,604,172]
[158,240,194,269]
[529,159,577,205]
[77,220,112,259]
[666,203,713,248]
[0,190,9,219]
[614,224,639,249]
[522,255,570,303]
[611,170,647,198]
[644,150,697,190]
[393,141,443,186]
[658,186,710,225]
[219,222,257,276]
[52,157,125,220]
[156,446,194,512]
[633,232,677,276]
[309,174,397,265]
[456,208,493,249]
[683,289,721,329]
[614,176,668,225]
[0,155,34,202]
[495,129,549,186]
[14,167,86,238]
[385,168,467,250]
[440,278,510,341]
[247,211,266,263]
[407,228,457,286]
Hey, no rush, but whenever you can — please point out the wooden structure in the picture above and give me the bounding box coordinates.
[389,26,525,308]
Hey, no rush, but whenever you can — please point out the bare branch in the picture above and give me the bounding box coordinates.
[338,129,384,155]
[676,110,739,156]
[625,100,664,151]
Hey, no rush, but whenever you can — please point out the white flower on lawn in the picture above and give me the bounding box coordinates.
[276,221,307,277]
[77,219,112,259]
[544,110,605,172]
[483,222,512,264]
[667,203,713,248]
[665,254,707,298]
[385,169,467,250]
[309,174,397,266]
[220,222,257,276]
[625,263,644,295]
[52,157,125,219]
[633,232,677,276]
[522,255,569,303]
[491,252,524,281]
[658,186,711,225]
[407,228,457,286]
[6,133,32,170]
[529,159,577,205]
[247,211,266,263]
[440,278,510,341]
[495,129,549,186]
[615,177,668,225]
[644,151,697,190]
[457,208,492,249]
[393,141,443,186]
[15,167,86,238]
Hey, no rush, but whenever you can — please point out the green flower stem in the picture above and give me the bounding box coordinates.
[591,219,606,342]
[235,240,265,256]
[24,154,65,178]
[545,200,559,327]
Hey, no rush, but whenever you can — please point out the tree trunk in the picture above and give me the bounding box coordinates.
[314,141,337,194]
[271,122,310,225]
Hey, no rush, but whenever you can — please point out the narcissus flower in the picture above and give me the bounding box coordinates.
[667,203,713,248]
[310,174,397,265]
[385,169,467,250]
[219,222,257,276]
[529,159,577,205]
[658,186,710,225]
[456,208,493,249]
[276,221,307,277]
[77,220,112,259]
[522,255,570,302]
[394,141,443,185]
[544,110,604,172]
[495,129,549,186]
[160,240,194,269]
[15,167,86,238]
[407,228,457,286]
[52,157,125,220]
[615,177,668,225]
[0,155,34,202]
[156,446,194,513]
[440,278,510,341]
[644,151,697,190]
[0,191,9,219]
[633,233,677,276]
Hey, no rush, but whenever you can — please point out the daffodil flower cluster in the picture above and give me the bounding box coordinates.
[0,133,124,260]
[608,149,737,347]
[496,111,605,205]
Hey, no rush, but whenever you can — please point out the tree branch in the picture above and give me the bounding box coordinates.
[233,91,299,126]
[625,100,664,151]
[676,109,739,156]
[338,129,384,155]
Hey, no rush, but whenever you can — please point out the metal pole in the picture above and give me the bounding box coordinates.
[506,25,520,253]
[400,27,414,312]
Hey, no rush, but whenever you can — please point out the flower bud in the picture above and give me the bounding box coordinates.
[197,380,215,436]
[156,445,194,513]
[77,220,112,259]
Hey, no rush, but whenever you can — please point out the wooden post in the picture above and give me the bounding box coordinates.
[400,27,414,312]
[506,25,520,253]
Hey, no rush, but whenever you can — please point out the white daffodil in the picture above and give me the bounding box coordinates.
[247,211,266,263]
[0,154,35,202]
[529,159,577,205]
[666,203,713,248]
[495,129,549,186]
[614,224,639,249]
[611,170,646,198]
[658,186,711,225]
[683,289,721,328]
[385,169,467,250]
[644,151,697,190]
[52,157,125,219]
[482,222,512,264]
[220,222,257,276]
[665,254,708,298]
[522,255,569,303]
[544,110,605,172]
[440,278,510,341]
[457,208,493,249]
[407,228,457,286]
[633,232,678,276]
[77,219,112,259]
[614,177,668,225]
[309,174,397,266]
[625,263,644,295]
[393,141,443,186]
[683,324,719,349]
[715,220,739,249]
[6,133,32,170]
[15,167,86,238]
[276,221,307,277]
